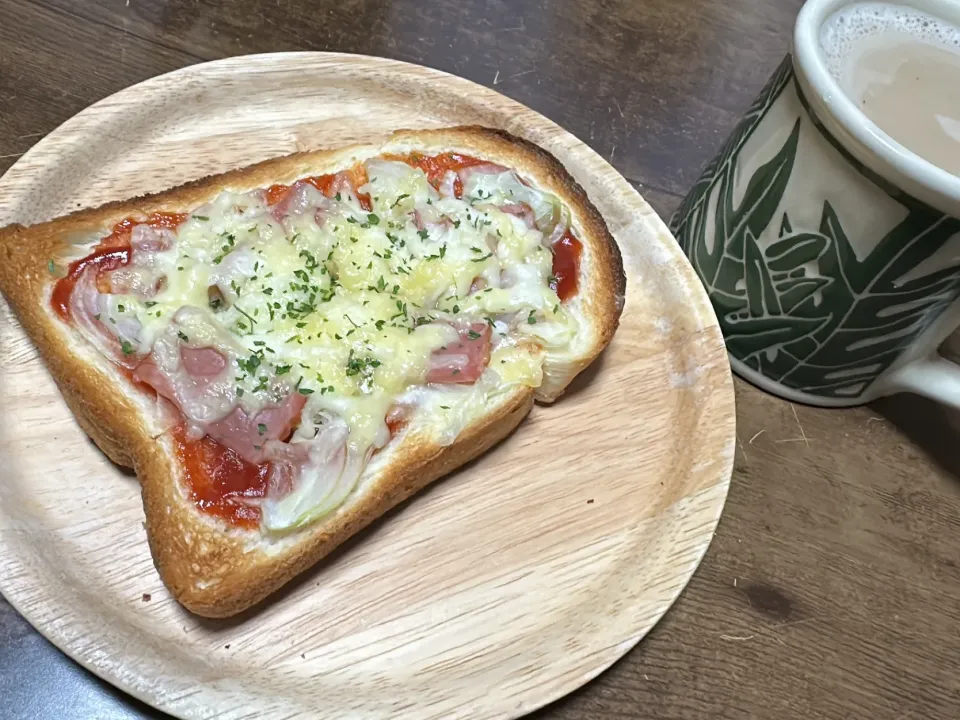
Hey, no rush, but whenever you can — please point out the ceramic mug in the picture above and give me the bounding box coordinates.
[670,0,960,408]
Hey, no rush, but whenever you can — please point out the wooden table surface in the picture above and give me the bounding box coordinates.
[1,1,958,718]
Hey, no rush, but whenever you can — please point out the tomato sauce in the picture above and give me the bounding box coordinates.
[51,212,188,321]
[265,183,291,206]
[172,424,270,529]
[266,167,373,211]
[305,173,340,198]
[102,211,188,247]
[51,245,130,320]
[344,165,372,209]
[387,151,488,200]
[551,231,582,301]
[385,404,410,438]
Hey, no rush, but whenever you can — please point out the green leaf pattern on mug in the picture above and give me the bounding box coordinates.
[671,57,960,399]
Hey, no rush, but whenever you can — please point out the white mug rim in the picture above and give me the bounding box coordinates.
[793,0,960,216]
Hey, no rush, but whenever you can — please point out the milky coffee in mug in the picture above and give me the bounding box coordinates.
[821,2,960,176]
[671,0,960,409]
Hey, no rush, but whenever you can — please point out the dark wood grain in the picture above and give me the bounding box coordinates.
[1,0,959,718]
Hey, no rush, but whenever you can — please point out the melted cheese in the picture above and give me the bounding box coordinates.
[104,156,579,530]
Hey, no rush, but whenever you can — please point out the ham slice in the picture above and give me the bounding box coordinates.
[263,423,346,502]
[457,162,508,187]
[105,266,165,297]
[100,224,174,296]
[134,345,227,399]
[410,206,452,233]
[411,208,425,231]
[130,224,176,253]
[180,346,228,378]
[498,202,537,229]
[205,392,307,465]
[271,180,329,222]
[261,420,369,531]
[315,170,369,208]
[70,268,143,369]
[324,172,355,200]
[271,171,373,222]
[133,353,176,398]
[134,331,307,464]
[474,201,536,232]
[426,323,492,384]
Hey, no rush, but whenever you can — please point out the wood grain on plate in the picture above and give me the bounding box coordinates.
[0,53,734,719]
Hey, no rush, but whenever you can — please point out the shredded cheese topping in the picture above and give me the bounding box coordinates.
[94,156,580,530]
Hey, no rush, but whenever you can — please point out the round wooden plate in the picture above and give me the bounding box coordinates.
[0,53,735,719]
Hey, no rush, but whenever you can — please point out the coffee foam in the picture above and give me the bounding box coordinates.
[820,2,960,81]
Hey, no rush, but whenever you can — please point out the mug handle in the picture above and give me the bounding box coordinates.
[885,356,960,409]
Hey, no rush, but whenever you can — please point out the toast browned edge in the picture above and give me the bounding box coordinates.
[0,126,626,617]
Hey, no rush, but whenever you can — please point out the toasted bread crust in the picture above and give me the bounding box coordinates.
[0,126,625,617]
[149,387,535,617]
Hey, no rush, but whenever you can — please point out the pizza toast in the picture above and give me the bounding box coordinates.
[0,126,625,617]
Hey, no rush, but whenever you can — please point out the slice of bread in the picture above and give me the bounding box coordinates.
[0,126,625,617]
